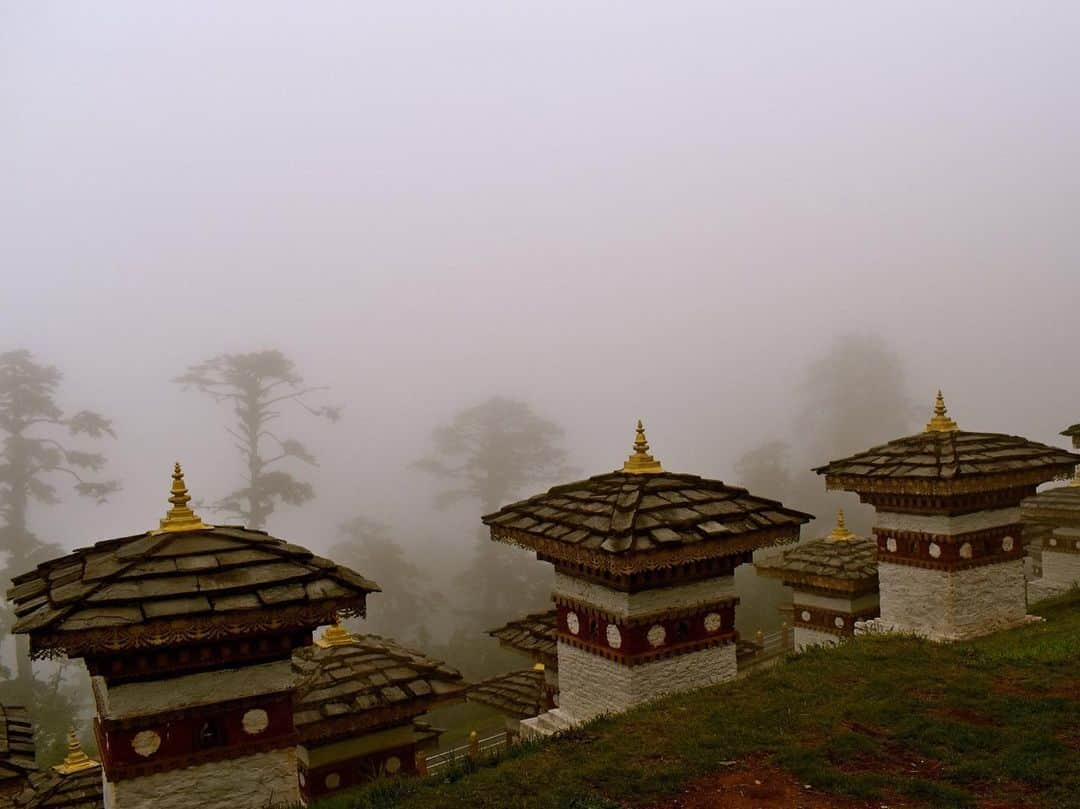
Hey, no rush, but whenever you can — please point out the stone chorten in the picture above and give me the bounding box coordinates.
[482,421,812,734]
[15,730,103,809]
[8,464,379,809]
[487,611,558,709]
[1020,452,1080,599]
[814,393,1080,641]
[291,625,467,805]
[756,510,879,650]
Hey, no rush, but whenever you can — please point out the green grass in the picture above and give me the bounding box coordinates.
[314,590,1080,809]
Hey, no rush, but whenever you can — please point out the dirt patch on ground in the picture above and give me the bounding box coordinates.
[647,757,917,809]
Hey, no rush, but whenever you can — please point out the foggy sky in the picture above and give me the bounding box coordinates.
[2,2,1078,569]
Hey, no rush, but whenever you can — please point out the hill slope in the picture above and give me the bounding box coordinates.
[316,591,1080,809]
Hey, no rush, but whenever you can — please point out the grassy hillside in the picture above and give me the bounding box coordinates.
[314,591,1080,809]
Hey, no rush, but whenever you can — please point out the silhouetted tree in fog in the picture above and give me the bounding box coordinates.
[330,516,442,643]
[175,350,339,529]
[415,397,573,625]
[0,350,118,682]
[734,440,793,504]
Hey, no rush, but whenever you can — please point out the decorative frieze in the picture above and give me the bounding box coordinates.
[872,524,1024,571]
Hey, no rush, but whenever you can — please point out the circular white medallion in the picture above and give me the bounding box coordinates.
[834,616,845,628]
[131,730,161,758]
[959,542,973,560]
[242,708,269,735]
[886,538,897,553]
[566,612,580,635]
[801,610,811,622]
[1075,540,1080,551]
[704,613,722,633]
[606,624,622,649]
[929,542,941,559]
[1002,536,1015,552]
[385,756,401,774]
[1048,538,1057,547]
[647,624,666,647]
[325,773,340,790]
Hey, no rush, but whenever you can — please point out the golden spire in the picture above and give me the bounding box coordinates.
[532,662,545,672]
[826,509,856,542]
[924,390,959,433]
[54,729,98,774]
[316,615,358,648]
[157,462,210,533]
[622,420,663,474]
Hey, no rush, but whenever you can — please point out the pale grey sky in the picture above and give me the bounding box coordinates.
[2,2,1078,562]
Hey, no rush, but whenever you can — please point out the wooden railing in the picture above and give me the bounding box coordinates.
[423,730,509,775]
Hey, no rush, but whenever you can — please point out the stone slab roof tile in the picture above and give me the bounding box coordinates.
[756,535,878,592]
[487,611,557,665]
[0,706,35,788]
[15,765,102,809]
[8,527,379,654]
[293,634,467,733]
[815,431,1079,490]
[468,669,546,720]
[483,471,811,560]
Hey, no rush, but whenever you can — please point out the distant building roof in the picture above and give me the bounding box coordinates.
[1021,481,1080,523]
[1062,424,1080,438]
[468,669,546,721]
[0,706,35,787]
[488,611,557,668]
[8,465,378,660]
[756,511,878,595]
[293,630,467,745]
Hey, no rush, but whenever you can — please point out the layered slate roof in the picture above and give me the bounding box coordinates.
[1021,483,1080,522]
[1062,424,1080,449]
[14,766,102,809]
[0,707,35,789]
[815,432,1079,493]
[8,525,379,659]
[484,471,811,569]
[488,611,557,668]
[293,633,468,744]
[756,518,878,596]
[468,669,546,721]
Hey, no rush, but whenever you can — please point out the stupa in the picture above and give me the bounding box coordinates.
[8,464,379,809]
[756,510,879,650]
[814,393,1079,640]
[483,421,812,734]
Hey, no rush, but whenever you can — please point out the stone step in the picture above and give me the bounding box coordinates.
[519,708,576,740]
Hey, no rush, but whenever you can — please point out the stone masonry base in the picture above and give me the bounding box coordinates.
[556,640,737,724]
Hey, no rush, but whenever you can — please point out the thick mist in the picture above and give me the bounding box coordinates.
[2,1,1079,753]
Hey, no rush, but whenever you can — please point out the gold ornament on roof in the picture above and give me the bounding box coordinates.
[54,729,98,774]
[532,662,545,672]
[622,420,663,474]
[826,509,856,542]
[924,391,959,433]
[157,462,210,533]
[316,616,358,648]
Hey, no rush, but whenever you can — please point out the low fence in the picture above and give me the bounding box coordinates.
[738,624,793,673]
[423,730,509,775]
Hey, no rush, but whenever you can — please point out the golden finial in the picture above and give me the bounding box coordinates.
[925,390,959,433]
[826,509,856,542]
[622,420,663,474]
[54,729,98,774]
[157,462,210,533]
[316,615,358,648]
[532,662,545,672]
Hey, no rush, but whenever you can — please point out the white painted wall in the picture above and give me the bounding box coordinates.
[877,559,1027,641]
[1040,549,1080,589]
[556,640,736,723]
[794,627,840,652]
[552,572,735,619]
[103,748,298,809]
[874,508,1019,536]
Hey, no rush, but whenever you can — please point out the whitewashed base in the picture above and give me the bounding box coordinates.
[555,641,737,725]
[794,626,841,652]
[877,559,1027,641]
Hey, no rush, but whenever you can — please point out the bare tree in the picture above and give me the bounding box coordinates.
[175,350,339,529]
[0,350,118,683]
